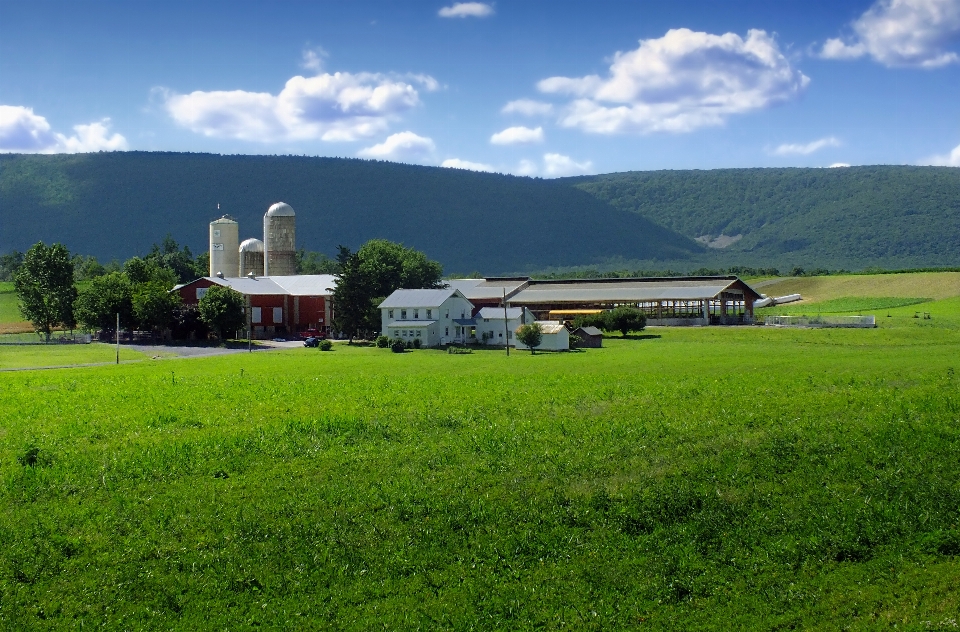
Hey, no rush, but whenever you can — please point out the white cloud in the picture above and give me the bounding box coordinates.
[357,131,435,161]
[923,141,960,165]
[828,162,851,168]
[509,153,593,178]
[438,2,494,18]
[490,125,544,145]
[441,158,496,172]
[819,0,960,68]
[772,136,841,155]
[301,47,329,73]
[515,159,538,176]
[0,105,128,153]
[537,28,809,135]
[501,99,553,116]
[543,153,593,177]
[164,71,430,143]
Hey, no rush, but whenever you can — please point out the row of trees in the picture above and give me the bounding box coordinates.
[12,241,242,341]
[573,306,647,337]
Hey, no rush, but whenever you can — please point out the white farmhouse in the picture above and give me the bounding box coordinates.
[475,306,536,347]
[515,320,570,351]
[379,288,476,347]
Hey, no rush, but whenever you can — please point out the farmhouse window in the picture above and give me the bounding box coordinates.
[196,287,209,300]
[273,307,283,324]
[445,310,449,318]
[445,327,449,336]
[401,310,407,319]
[388,310,394,319]
[414,309,419,319]
[416,330,421,337]
[426,309,432,318]
[252,307,262,323]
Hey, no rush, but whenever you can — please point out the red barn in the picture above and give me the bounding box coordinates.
[176,274,336,338]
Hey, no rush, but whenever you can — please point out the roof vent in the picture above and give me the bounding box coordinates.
[216,271,224,278]
[247,271,256,280]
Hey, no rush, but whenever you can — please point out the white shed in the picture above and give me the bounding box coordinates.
[515,320,570,351]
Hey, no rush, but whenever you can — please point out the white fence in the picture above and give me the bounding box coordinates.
[764,315,876,328]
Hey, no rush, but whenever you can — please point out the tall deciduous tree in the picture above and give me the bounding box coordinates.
[605,306,646,337]
[133,281,181,334]
[14,242,77,341]
[197,285,246,340]
[333,241,443,343]
[73,272,134,332]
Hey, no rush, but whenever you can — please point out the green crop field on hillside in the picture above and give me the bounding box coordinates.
[2,306,959,630]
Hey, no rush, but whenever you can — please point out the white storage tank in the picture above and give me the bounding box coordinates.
[263,202,296,276]
[239,238,265,277]
[209,216,239,277]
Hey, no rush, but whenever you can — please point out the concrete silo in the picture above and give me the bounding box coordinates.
[239,238,265,277]
[263,202,296,276]
[209,216,239,277]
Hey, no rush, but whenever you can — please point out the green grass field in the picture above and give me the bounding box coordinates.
[0,343,147,370]
[0,281,26,325]
[2,311,959,630]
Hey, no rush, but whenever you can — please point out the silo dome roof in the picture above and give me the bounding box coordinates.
[239,238,264,252]
[266,202,295,217]
[211,215,238,224]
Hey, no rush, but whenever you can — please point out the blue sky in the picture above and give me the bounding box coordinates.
[1,0,959,175]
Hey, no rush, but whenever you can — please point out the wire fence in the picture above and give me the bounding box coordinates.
[0,332,93,345]
[764,315,876,328]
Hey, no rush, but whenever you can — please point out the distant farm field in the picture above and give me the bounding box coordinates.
[2,312,959,629]
[755,270,960,303]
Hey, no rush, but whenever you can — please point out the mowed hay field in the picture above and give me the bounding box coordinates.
[755,271,960,303]
[2,314,960,630]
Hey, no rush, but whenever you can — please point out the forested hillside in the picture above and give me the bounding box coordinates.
[570,166,960,269]
[1,153,958,274]
[0,153,697,274]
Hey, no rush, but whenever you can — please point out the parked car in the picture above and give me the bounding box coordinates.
[303,336,319,348]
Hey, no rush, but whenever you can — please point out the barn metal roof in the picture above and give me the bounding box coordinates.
[198,274,337,296]
[477,307,526,320]
[575,326,603,336]
[270,274,337,296]
[509,277,755,304]
[534,321,567,334]
[445,278,528,300]
[379,288,466,309]
[206,276,288,296]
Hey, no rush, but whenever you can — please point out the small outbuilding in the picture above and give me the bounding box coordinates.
[572,326,603,348]
[515,320,570,352]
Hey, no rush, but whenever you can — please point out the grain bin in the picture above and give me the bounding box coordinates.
[263,202,296,276]
[239,238,265,277]
[209,216,239,277]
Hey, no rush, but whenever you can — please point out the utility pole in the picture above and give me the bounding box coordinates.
[503,287,510,357]
[115,312,120,364]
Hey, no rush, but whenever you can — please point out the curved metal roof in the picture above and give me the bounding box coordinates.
[265,202,295,217]
[239,237,264,252]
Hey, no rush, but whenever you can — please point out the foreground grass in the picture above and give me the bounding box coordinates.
[0,343,147,370]
[1,324,959,630]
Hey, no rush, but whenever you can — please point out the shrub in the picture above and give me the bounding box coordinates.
[390,339,405,353]
[319,339,333,351]
[375,335,390,348]
[412,338,422,349]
